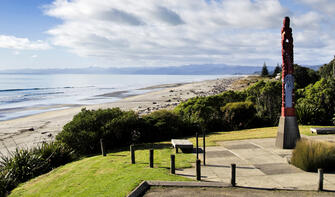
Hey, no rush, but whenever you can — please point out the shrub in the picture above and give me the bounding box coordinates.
[296,78,335,125]
[57,108,140,155]
[318,58,335,78]
[221,101,257,130]
[294,64,320,89]
[0,142,76,196]
[175,90,246,131]
[245,80,282,126]
[291,139,335,172]
[141,110,198,142]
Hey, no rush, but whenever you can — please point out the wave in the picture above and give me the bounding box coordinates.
[0,86,96,93]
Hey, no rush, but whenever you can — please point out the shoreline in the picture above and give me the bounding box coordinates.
[0,76,245,155]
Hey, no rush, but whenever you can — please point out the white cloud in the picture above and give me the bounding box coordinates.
[42,0,290,66]
[0,35,51,50]
[31,54,38,58]
[42,0,333,66]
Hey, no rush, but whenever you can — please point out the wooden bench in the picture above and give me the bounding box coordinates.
[171,139,193,153]
[311,128,335,134]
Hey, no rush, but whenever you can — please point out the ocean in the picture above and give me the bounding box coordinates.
[0,74,234,121]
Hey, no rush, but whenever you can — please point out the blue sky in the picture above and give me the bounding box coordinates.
[0,0,334,69]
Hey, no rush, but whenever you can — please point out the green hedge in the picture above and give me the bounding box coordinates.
[221,101,257,130]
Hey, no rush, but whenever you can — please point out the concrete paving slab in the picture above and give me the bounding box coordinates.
[268,172,318,190]
[237,175,283,189]
[230,148,287,164]
[254,163,302,175]
[224,143,260,149]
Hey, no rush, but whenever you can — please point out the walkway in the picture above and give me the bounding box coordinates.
[176,137,335,191]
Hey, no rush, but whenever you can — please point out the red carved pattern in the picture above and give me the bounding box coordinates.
[281,17,295,117]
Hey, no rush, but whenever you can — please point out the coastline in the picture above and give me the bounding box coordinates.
[0,76,245,155]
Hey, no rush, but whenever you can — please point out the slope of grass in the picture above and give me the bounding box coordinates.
[10,147,193,197]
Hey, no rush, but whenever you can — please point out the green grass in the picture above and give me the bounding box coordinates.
[9,125,334,196]
[9,147,194,197]
[187,125,334,146]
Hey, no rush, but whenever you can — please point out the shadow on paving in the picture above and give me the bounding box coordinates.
[143,186,335,197]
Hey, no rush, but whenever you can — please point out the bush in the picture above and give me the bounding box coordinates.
[221,101,257,130]
[175,90,246,131]
[294,64,320,89]
[57,108,140,155]
[245,80,282,126]
[0,142,76,196]
[318,58,335,78]
[291,139,335,172]
[141,110,198,142]
[296,78,335,125]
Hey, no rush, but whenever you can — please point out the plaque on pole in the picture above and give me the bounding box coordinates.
[275,16,301,149]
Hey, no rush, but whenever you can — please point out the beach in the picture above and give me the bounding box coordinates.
[0,76,246,155]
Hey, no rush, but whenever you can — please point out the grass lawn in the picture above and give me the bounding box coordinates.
[9,147,194,197]
[187,125,334,146]
[9,125,334,196]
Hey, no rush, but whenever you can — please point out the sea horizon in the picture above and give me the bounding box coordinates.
[0,73,238,121]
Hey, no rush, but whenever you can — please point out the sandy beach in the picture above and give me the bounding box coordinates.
[0,76,247,155]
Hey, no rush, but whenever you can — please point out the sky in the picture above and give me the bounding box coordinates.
[0,0,334,70]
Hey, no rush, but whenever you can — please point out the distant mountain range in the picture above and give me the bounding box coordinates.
[0,64,320,75]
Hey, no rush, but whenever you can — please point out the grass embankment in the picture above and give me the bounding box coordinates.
[9,125,333,196]
[10,147,193,197]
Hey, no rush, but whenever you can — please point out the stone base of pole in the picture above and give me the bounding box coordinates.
[276,116,300,149]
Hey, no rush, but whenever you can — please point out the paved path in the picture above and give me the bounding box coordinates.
[176,137,335,191]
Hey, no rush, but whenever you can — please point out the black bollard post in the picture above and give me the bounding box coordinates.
[150,149,154,168]
[318,168,324,191]
[170,154,175,174]
[196,159,201,181]
[203,131,206,166]
[100,138,106,157]
[231,163,236,186]
[130,145,135,164]
[196,132,199,159]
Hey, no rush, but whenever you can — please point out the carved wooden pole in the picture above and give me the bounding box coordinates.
[276,16,301,149]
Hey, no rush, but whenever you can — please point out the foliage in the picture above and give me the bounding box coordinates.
[245,80,282,126]
[293,64,320,89]
[296,78,335,125]
[272,64,281,77]
[175,90,246,131]
[57,108,140,155]
[318,58,335,79]
[261,62,269,77]
[0,142,75,196]
[221,102,257,130]
[141,110,198,142]
[291,139,335,172]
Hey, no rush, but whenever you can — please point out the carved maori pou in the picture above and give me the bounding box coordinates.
[281,17,295,116]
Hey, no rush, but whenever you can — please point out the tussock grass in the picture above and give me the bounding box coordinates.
[291,138,335,172]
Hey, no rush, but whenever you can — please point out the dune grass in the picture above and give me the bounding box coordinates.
[291,139,335,172]
[9,125,334,196]
[9,147,194,197]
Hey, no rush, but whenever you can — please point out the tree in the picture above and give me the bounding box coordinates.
[261,62,269,77]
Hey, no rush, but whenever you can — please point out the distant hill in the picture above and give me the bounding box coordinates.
[0,64,276,75]
[1,63,320,75]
